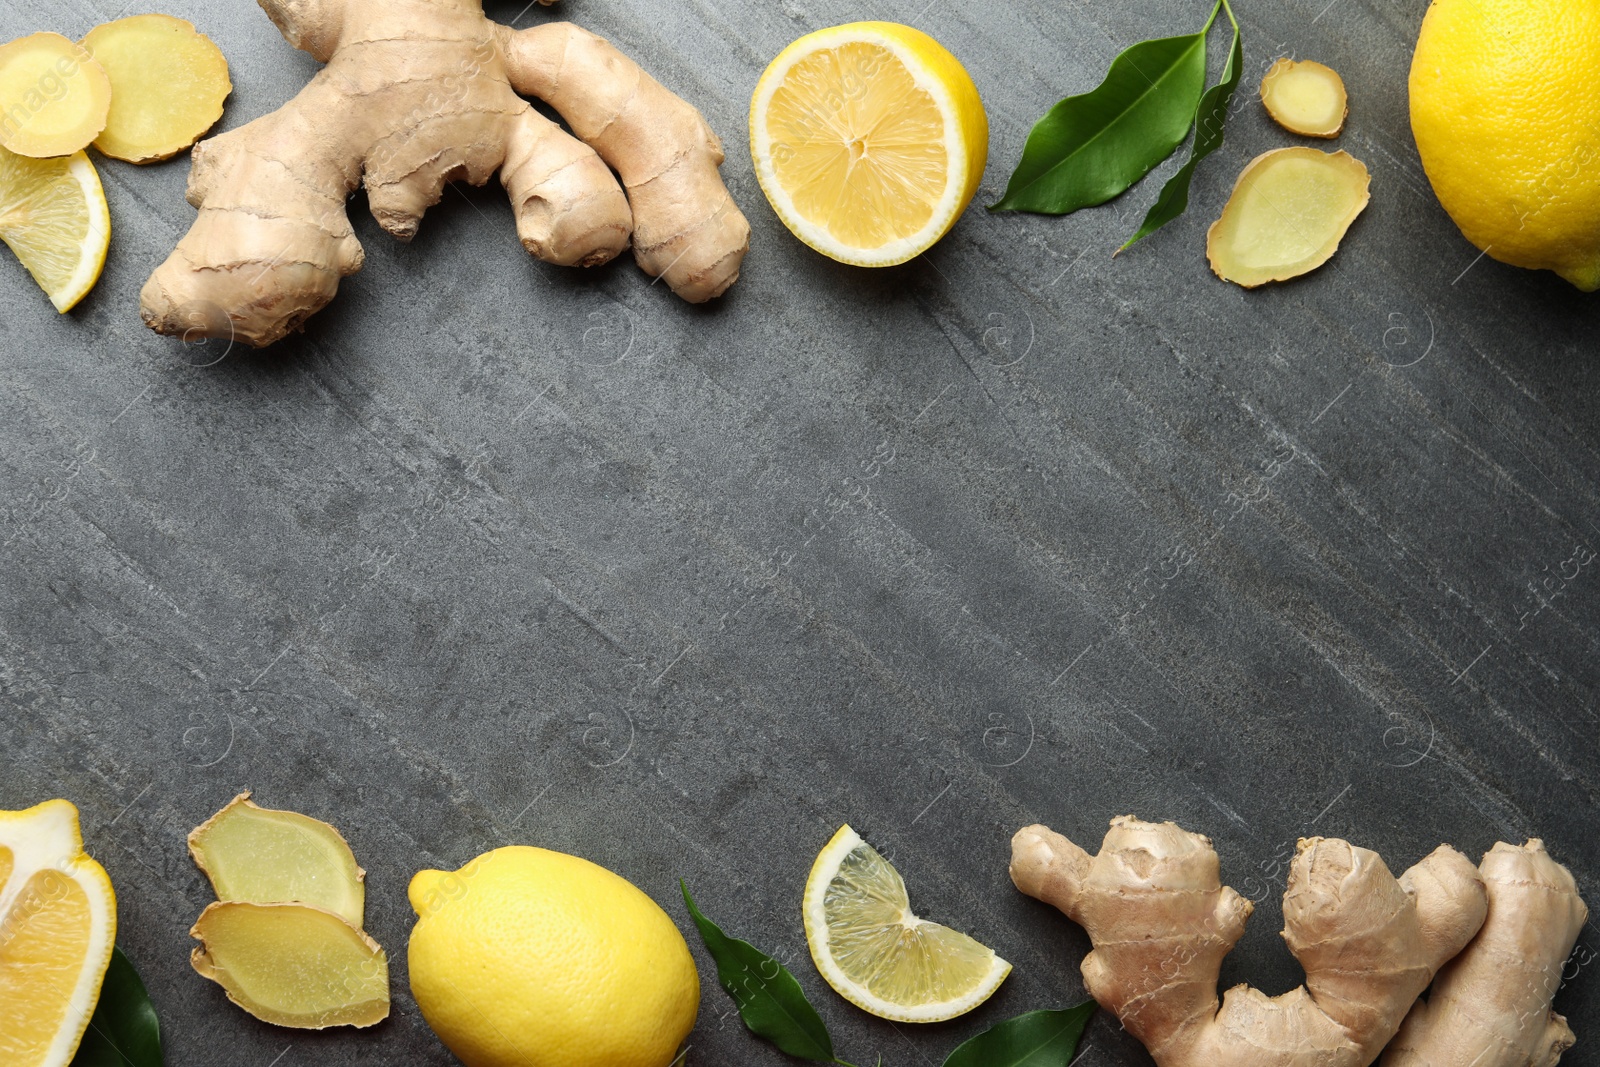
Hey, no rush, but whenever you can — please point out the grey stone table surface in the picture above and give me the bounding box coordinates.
[2,0,1596,1064]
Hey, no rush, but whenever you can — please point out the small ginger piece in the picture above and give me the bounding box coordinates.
[1261,59,1348,138]
[1208,147,1370,287]
[0,33,111,159]
[188,792,366,928]
[139,0,749,348]
[1012,816,1489,1067]
[1383,839,1589,1067]
[81,15,230,164]
[191,901,390,1029]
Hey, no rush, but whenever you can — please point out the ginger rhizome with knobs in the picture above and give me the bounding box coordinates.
[1383,839,1588,1067]
[1011,816,1490,1067]
[140,0,750,349]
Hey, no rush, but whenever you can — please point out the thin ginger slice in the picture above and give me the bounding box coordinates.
[1260,58,1348,138]
[190,901,390,1029]
[0,33,112,159]
[189,792,366,928]
[1207,147,1370,288]
[81,15,230,164]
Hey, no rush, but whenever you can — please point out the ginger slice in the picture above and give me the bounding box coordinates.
[81,15,231,164]
[0,33,112,159]
[1260,58,1348,138]
[1207,147,1370,288]
[190,901,390,1029]
[189,793,365,928]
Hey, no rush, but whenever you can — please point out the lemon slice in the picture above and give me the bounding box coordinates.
[750,22,989,266]
[0,800,118,1067]
[803,824,1010,1022]
[0,147,110,312]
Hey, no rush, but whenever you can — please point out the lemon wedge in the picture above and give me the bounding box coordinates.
[0,146,110,312]
[803,824,1010,1022]
[750,22,988,266]
[0,800,118,1067]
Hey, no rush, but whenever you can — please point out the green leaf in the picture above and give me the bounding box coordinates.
[680,881,837,1063]
[70,947,163,1067]
[1121,0,1244,250]
[990,4,1219,215]
[942,1003,1096,1067]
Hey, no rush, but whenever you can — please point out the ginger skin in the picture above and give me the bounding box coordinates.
[1011,816,1489,1067]
[140,0,749,348]
[1383,840,1588,1067]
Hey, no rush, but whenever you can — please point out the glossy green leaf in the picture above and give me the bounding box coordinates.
[70,947,163,1067]
[942,1003,1096,1067]
[680,882,838,1064]
[1121,0,1243,250]
[991,4,1218,215]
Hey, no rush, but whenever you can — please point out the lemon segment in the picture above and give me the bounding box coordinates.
[750,22,988,266]
[803,825,1010,1023]
[0,146,109,312]
[0,800,118,1067]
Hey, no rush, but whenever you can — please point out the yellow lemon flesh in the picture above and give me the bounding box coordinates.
[750,22,988,266]
[0,146,110,312]
[803,825,1010,1023]
[0,800,118,1067]
[408,846,698,1067]
[1410,0,1600,290]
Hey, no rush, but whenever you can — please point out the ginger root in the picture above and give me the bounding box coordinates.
[1011,816,1489,1067]
[1383,839,1588,1067]
[1208,147,1370,288]
[141,0,749,348]
[1260,59,1348,139]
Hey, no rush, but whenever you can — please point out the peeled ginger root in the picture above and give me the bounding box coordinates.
[191,901,390,1029]
[82,15,230,163]
[1383,839,1588,1067]
[188,792,366,929]
[0,33,111,158]
[1208,147,1370,287]
[1261,58,1348,138]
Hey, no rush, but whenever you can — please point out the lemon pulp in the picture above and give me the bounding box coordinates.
[0,148,109,312]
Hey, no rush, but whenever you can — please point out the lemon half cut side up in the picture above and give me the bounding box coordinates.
[751,23,989,267]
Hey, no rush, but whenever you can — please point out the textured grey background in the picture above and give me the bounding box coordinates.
[1,0,1596,1064]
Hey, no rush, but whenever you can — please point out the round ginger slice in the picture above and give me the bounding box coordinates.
[1207,147,1370,288]
[0,33,111,159]
[81,15,230,164]
[190,901,390,1029]
[1260,58,1348,138]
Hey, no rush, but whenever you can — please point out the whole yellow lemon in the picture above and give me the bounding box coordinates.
[408,847,699,1067]
[1410,0,1600,290]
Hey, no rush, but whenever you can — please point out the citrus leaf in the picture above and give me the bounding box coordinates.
[942,1003,1096,1067]
[70,946,163,1067]
[990,3,1218,215]
[1121,0,1243,250]
[680,881,837,1063]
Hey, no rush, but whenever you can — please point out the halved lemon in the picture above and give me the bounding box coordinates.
[0,800,118,1067]
[0,147,110,312]
[803,824,1010,1022]
[750,23,989,266]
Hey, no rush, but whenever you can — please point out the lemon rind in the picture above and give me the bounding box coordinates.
[750,24,973,268]
[803,824,1011,1023]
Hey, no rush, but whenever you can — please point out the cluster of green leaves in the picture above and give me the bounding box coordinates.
[992,0,1243,250]
[70,947,163,1067]
[681,883,1094,1067]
